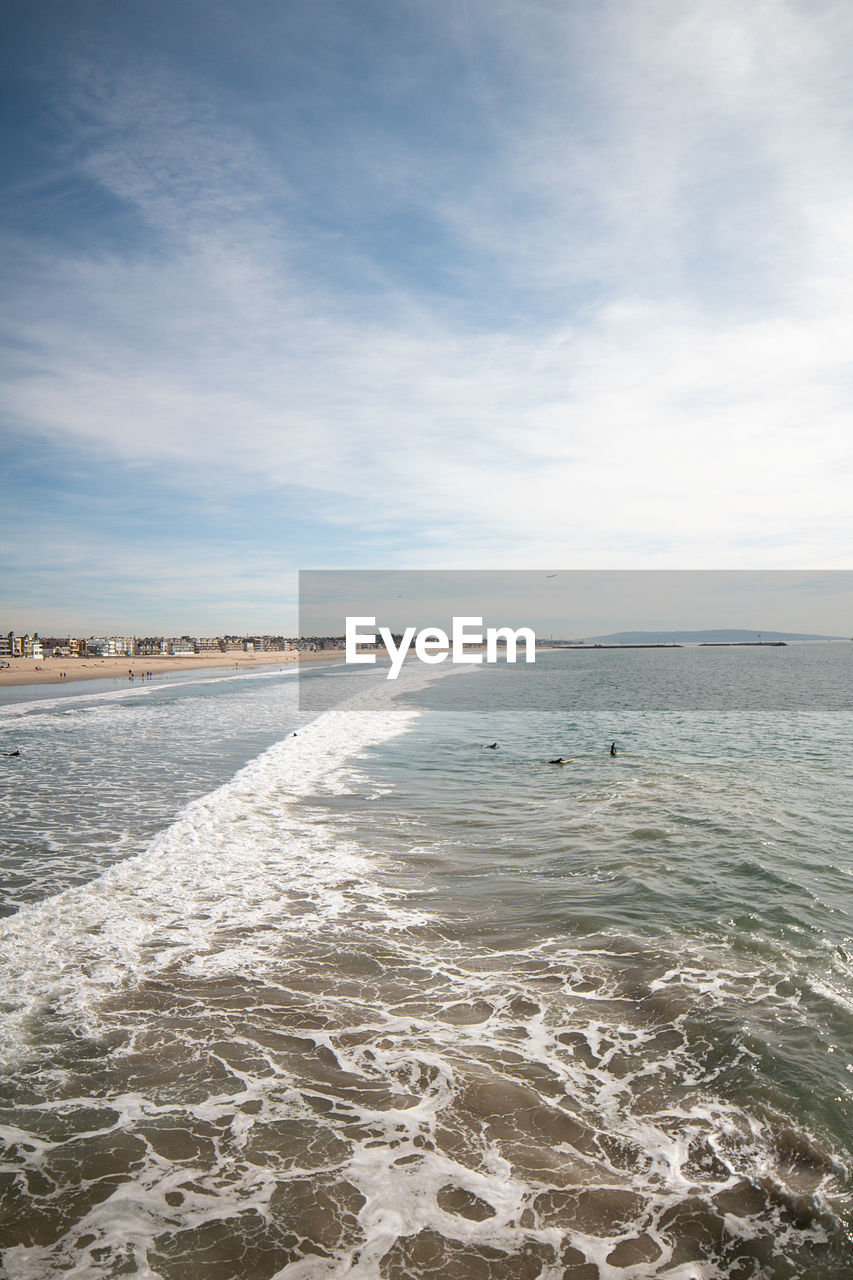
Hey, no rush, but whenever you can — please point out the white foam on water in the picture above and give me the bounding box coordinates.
[1,928,845,1277]
[0,667,434,1062]
[0,664,299,721]
[0,662,849,1278]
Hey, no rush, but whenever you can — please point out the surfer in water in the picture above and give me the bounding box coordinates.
[610,741,617,756]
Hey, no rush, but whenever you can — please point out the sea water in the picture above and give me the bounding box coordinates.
[0,647,851,1278]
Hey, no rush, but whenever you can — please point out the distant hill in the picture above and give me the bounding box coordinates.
[568,630,846,644]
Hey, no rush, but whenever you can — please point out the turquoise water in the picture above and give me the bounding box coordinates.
[0,646,851,1277]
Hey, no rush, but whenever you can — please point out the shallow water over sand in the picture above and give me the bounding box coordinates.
[1,648,851,1277]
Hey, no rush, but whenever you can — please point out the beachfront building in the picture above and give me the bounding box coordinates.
[3,633,46,659]
[136,638,164,656]
[43,637,83,657]
[97,637,136,657]
[253,636,290,652]
[12,635,45,659]
[160,638,195,656]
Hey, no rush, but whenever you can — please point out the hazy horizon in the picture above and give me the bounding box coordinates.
[6,627,848,641]
[5,570,849,640]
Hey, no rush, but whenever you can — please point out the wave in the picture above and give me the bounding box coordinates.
[0,664,849,1278]
[0,665,300,721]
[0,672,429,1064]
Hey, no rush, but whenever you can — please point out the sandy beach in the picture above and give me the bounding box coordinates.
[0,649,345,688]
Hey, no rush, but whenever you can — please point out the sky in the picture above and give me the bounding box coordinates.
[2,0,852,634]
[300,571,853,638]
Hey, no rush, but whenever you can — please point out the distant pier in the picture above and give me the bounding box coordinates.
[699,641,787,647]
[549,643,683,650]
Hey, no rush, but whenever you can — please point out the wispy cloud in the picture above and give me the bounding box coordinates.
[2,0,852,627]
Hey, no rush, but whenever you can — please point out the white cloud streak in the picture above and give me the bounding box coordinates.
[3,0,853,573]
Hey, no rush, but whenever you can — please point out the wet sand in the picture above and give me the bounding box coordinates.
[0,650,345,688]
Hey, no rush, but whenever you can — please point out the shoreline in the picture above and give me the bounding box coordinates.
[0,650,345,689]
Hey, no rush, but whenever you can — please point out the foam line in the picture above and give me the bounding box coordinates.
[0,665,300,719]
[0,666,437,1063]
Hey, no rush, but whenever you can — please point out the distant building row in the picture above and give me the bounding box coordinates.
[0,633,46,659]
[0,632,342,660]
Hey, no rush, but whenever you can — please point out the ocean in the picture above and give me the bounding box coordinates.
[0,646,851,1279]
